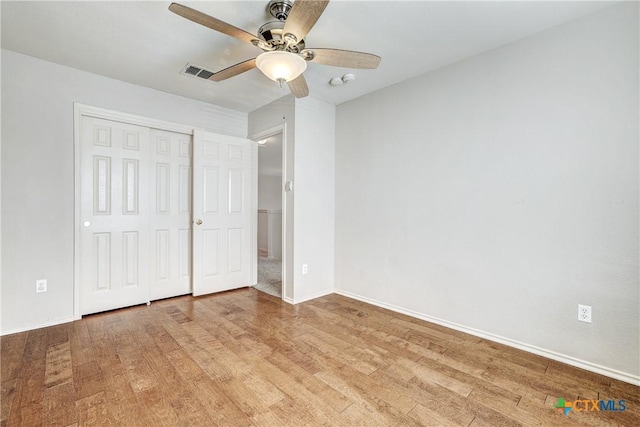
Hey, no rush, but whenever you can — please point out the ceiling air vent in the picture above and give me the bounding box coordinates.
[197,69,214,79]
[181,63,215,80]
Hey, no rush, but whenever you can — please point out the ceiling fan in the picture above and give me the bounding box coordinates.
[169,0,381,98]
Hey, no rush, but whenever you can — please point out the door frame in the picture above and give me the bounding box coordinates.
[249,124,289,302]
[73,103,197,319]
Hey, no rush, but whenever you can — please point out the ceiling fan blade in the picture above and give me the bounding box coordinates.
[303,48,381,69]
[209,58,257,82]
[287,74,309,98]
[283,0,329,43]
[169,3,257,46]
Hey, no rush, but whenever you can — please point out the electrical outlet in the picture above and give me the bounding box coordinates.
[578,304,592,323]
[36,279,47,293]
[302,264,308,275]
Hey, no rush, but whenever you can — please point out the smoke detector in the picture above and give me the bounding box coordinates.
[329,73,356,86]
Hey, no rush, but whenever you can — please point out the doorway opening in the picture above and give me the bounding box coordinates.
[254,133,283,298]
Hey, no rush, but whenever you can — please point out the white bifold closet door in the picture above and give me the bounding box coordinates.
[149,129,193,301]
[192,130,252,296]
[79,117,253,315]
[79,117,152,315]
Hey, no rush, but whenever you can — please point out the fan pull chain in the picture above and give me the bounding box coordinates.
[277,82,286,121]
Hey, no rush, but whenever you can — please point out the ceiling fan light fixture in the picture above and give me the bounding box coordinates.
[256,51,307,85]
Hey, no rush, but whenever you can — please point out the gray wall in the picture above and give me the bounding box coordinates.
[335,3,639,380]
[1,49,247,334]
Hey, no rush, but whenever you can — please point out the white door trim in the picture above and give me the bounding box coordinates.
[73,103,198,319]
[74,103,196,135]
[249,124,288,302]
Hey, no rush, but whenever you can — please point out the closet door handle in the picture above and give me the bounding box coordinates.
[195,219,202,225]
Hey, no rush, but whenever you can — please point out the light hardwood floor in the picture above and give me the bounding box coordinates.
[1,288,638,426]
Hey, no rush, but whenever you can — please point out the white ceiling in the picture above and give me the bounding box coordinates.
[1,1,615,113]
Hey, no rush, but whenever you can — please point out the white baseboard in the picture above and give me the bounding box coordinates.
[334,289,640,386]
[283,296,295,305]
[293,289,334,305]
[1,316,76,336]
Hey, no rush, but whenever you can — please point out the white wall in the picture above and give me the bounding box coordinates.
[258,175,283,259]
[0,41,3,335]
[258,175,282,211]
[249,96,335,303]
[293,97,335,303]
[335,3,639,382]
[1,49,247,334]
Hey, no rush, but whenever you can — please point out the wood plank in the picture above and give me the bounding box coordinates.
[118,354,159,393]
[265,350,352,413]
[0,379,19,426]
[314,362,418,415]
[212,377,271,418]
[68,320,95,368]
[22,328,48,360]
[408,401,472,427]
[164,305,193,324]
[153,367,213,426]
[303,304,427,362]
[5,358,46,427]
[186,374,247,426]
[236,323,324,375]
[238,350,347,425]
[133,385,181,427]
[43,382,77,426]
[250,411,288,427]
[165,348,206,380]
[0,333,27,381]
[314,368,421,426]
[340,401,401,426]
[268,396,318,425]
[370,363,515,426]
[75,391,118,426]
[44,341,73,388]
[72,361,104,401]
[46,324,69,348]
[297,332,379,375]
[397,356,475,398]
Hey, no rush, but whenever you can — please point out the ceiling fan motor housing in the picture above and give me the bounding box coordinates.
[268,0,294,21]
[258,20,305,52]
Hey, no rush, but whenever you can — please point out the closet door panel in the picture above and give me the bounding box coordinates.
[192,130,253,296]
[149,129,193,300]
[79,117,150,315]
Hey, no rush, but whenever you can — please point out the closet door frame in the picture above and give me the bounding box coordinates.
[73,103,241,319]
